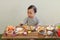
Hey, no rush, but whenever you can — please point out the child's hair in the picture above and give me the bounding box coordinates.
[28,5,37,13]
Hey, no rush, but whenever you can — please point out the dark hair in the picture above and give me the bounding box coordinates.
[28,5,37,13]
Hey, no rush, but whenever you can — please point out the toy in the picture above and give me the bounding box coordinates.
[15,27,24,34]
[22,25,29,30]
[23,32,27,36]
[46,25,55,36]
[56,25,60,37]
[46,25,54,30]
[5,25,15,36]
[28,30,31,33]
[36,26,45,32]
[6,25,15,33]
[30,26,35,30]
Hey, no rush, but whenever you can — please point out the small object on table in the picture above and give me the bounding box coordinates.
[5,25,15,36]
[55,25,60,37]
[57,29,60,37]
[31,29,36,32]
[6,25,15,30]
[36,26,45,32]
[46,25,55,36]
[28,30,31,34]
[46,25,55,30]
[39,30,45,35]
[47,31,53,36]
[15,27,24,34]
[12,31,16,36]
[23,32,27,36]
[22,24,29,30]
[30,26,35,30]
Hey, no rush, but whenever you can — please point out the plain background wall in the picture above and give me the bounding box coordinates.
[0,0,60,34]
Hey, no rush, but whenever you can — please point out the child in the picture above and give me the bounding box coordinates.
[20,5,41,40]
[22,5,41,26]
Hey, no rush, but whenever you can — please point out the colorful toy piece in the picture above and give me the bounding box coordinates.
[36,26,45,32]
[6,25,15,31]
[57,29,60,37]
[6,25,15,34]
[23,32,27,36]
[28,30,31,33]
[56,25,60,37]
[15,27,24,34]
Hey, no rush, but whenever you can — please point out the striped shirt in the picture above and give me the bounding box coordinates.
[23,17,41,26]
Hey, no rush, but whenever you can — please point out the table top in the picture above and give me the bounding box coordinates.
[2,32,60,39]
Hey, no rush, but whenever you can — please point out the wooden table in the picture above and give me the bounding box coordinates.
[2,32,59,40]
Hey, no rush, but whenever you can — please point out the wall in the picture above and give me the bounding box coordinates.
[0,0,60,34]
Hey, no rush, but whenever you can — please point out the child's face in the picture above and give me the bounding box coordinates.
[27,8,35,18]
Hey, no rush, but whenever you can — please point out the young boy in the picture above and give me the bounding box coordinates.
[19,5,41,40]
[22,5,41,26]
